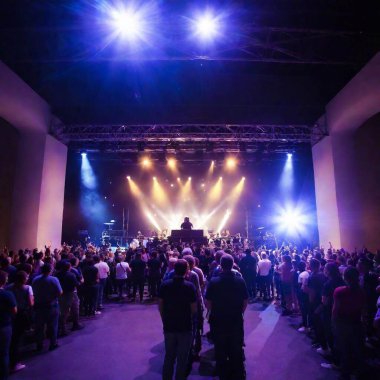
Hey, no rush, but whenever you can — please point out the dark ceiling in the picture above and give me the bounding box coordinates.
[1,0,380,127]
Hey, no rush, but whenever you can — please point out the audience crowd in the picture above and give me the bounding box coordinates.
[0,238,380,380]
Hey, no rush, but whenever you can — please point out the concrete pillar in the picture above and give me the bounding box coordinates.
[355,114,380,250]
[0,60,67,250]
[0,119,18,247]
[9,132,67,250]
[313,52,380,251]
[312,136,341,249]
[37,135,67,249]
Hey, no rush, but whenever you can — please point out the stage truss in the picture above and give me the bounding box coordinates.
[52,123,328,160]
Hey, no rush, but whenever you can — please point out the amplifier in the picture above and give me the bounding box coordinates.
[169,229,205,243]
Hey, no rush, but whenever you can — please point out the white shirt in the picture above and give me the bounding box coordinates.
[115,262,130,280]
[258,259,272,276]
[95,261,110,280]
[298,270,310,288]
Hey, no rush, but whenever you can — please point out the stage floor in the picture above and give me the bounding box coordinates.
[13,301,336,380]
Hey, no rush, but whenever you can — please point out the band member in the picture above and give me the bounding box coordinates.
[180,217,193,230]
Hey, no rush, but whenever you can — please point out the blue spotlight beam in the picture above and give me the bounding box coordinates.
[279,152,294,199]
[81,154,97,189]
[80,153,107,236]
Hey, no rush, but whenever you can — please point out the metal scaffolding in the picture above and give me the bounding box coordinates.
[52,123,328,158]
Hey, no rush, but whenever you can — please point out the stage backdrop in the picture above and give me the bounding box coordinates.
[62,149,318,247]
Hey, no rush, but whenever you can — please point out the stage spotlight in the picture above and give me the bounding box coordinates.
[194,12,220,41]
[170,183,174,188]
[110,7,145,41]
[167,157,176,170]
[287,153,293,159]
[219,176,223,180]
[81,152,87,157]
[201,183,205,188]
[126,176,131,180]
[188,177,192,181]
[279,210,302,231]
[141,157,152,168]
[242,177,246,180]
[177,177,181,182]
[153,176,157,181]
[274,205,309,236]
[226,157,237,169]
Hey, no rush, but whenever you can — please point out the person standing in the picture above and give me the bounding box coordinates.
[55,261,82,336]
[180,217,193,230]
[296,261,310,333]
[147,252,161,299]
[6,271,33,372]
[257,252,272,301]
[82,259,99,316]
[94,254,109,310]
[205,254,248,380]
[115,257,130,300]
[159,259,197,380]
[306,258,327,349]
[130,253,146,302]
[0,270,17,380]
[332,267,366,379]
[279,255,294,315]
[32,264,62,351]
[238,249,257,301]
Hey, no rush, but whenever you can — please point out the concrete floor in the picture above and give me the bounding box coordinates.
[12,301,338,380]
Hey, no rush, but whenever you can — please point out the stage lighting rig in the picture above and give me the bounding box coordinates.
[194,12,220,41]
[108,4,153,43]
[141,157,152,168]
[167,157,176,170]
[226,157,237,169]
